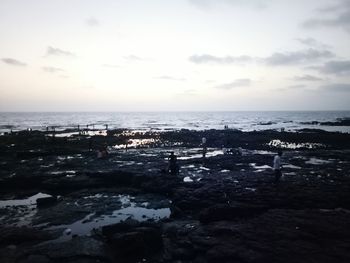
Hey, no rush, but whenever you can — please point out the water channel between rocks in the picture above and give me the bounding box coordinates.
[0,193,171,242]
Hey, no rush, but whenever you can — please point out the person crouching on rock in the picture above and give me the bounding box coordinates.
[168,152,178,175]
[273,150,283,183]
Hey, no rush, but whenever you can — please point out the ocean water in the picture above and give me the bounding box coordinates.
[0,111,350,133]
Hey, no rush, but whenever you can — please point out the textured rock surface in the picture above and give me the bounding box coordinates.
[1,129,350,262]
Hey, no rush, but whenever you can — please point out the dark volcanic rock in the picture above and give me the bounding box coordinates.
[109,227,162,255]
[0,227,53,246]
[1,128,350,262]
[103,221,163,261]
[24,236,108,262]
[36,196,57,208]
[161,209,350,263]
[199,203,268,223]
[19,255,50,263]
[102,219,164,261]
[102,218,140,238]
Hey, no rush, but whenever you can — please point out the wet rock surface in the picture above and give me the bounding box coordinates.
[0,129,350,262]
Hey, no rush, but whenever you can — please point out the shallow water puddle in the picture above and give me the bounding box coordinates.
[305,158,332,165]
[114,138,159,149]
[245,187,257,192]
[53,130,107,137]
[284,164,302,169]
[182,174,199,183]
[182,164,196,169]
[0,193,52,208]
[49,170,77,177]
[46,194,171,242]
[268,139,324,149]
[251,150,274,155]
[284,172,297,176]
[249,163,272,169]
[183,176,194,182]
[178,149,223,160]
[0,192,53,227]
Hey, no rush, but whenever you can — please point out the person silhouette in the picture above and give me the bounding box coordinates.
[202,137,207,158]
[168,152,178,175]
[273,150,283,183]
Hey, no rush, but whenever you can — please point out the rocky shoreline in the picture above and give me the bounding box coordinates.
[1,128,350,263]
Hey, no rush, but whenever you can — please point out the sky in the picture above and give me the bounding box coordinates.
[0,0,350,111]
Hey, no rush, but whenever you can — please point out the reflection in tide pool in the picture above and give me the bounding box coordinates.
[53,130,107,137]
[114,138,159,149]
[178,149,223,160]
[47,195,171,242]
[284,164,302,169]
[306,158,332,165]
[249,163,272,170]
[183,176,194,182]
[268,140,324,149]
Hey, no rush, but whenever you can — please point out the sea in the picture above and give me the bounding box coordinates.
[0,111,350,134]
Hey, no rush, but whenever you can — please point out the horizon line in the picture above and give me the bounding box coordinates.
[1,110,350,113]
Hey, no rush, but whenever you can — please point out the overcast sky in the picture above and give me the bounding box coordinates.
[1,0,350,111]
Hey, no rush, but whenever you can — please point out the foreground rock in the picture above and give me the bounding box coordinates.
[36,196,57,208]
[19,237,109,263]
[0,129,350,262]
[0,227,53,246]
[162,209,350,263]
[199,203,268,223]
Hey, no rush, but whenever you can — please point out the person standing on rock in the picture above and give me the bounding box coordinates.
[273,150,283,183]
[168,152,178,175]
[88,137,93,151]
[202,137,207,158]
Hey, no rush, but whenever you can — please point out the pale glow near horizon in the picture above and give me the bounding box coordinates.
[0,0,350,111]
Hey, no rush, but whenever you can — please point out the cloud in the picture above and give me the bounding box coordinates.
[288,84,306,89]
[276,84,310,92]
[184,89,197,94]
[176,89,197,96]
[155,76,186,81]
[189,54,253,64]
[264,48,334,66]
[124,55,145,61]
[214,79,251,90]
[295,37,330,49]
[86,17,100,27]
[190,48,333,67]
[293,74,323,81]
[303,1,350,33]
[315,60,350,75]
[1,58,27,66]
[296,37,318,46]
[188,0,269,9]
[303,13,350,32]
[316,2,347,13]
[42,66,64,73]
[319,83,350,92]
[102,64,121,68]
[46,46,75,57]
